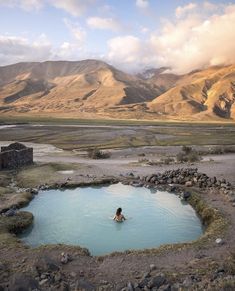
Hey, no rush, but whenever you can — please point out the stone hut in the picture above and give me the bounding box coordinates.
[0,142,33,170]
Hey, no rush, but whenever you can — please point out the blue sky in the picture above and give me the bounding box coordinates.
[0,0,235,73]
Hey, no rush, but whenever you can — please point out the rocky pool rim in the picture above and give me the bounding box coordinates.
[0,175,228,258]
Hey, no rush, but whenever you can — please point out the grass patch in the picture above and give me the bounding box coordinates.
[176,146,201,162]
[16,163,81,188]
[87,148,111,159]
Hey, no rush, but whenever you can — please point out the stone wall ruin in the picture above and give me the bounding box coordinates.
[0,142,33,170]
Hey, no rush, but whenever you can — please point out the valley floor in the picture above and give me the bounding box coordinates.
[0,122,235,290]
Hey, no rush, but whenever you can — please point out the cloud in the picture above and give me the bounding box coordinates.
[136,0,149,9]
[107,35,151,71]
[0,0,95,15]
[0,0,43,10]
[87,17,121,32]
[0,34,52,66]
[49,0,95,17]
[150,4,235,73]
[175,3,197,18]
[63,19,86,43]
[107,3,235,74]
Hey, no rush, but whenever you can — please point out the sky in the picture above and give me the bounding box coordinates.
[0,0,235,73]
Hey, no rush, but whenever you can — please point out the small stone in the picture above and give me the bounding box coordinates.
[40,273,47,279]
[215,238,224,245]
[31,188,39,195]
[183,191,191,200]
[158,284,171,291]
[0,262,5,271]
[183,277,193,287]
[127,281,134,291]
[54,272,62,282]
[150,264,156,271]
[100,280,109,285]
[138,278,150,288]
[75,279,95,291]
[70,271,77,278]
[60,281,70,291]
[39,278,48,286]
[143,272,151,279]
[4,208,17,217]
[61,252,71,264]
[79,270,84,277]
[185,181,193,187]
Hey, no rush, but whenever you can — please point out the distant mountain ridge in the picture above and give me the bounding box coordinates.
[0,60,234,121]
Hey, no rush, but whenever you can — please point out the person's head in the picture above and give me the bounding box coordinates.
[116,207,122,215]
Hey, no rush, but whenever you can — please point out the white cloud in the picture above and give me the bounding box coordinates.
[87,17,121,32]
[0,0,96,14]
[0,0,43,10]
[150,4,235,73]
[136,0,149,9]
[63,19,86,43]
[107,35,151,71]
[203,1,218,11]
[175,3,197,18]
[0,34,52,66]
[49,0,95,17]
[140,26,149,34]
[107,4,235,74]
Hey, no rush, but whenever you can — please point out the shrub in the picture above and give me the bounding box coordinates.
[187,151,201,162]
[160,157,175,164]
[176,146,201,163]
[87,148,111,159]
[182,145,193,155]
[176,152,188,163]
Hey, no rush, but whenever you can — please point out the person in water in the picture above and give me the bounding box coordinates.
[113,207,126,222]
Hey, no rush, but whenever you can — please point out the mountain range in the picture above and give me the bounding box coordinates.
[0,60,234,121]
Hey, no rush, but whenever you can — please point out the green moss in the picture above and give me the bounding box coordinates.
[0,211,33,238]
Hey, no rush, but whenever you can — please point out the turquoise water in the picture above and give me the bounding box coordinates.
[20,183,203,255]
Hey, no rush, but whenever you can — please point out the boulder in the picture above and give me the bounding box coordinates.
[147,274,166,288]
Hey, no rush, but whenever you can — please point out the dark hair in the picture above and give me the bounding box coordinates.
[116,207,122,216]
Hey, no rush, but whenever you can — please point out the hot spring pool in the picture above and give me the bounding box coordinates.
[20,183,203,255]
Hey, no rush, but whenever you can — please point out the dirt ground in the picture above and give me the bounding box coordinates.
[0,123,235,290]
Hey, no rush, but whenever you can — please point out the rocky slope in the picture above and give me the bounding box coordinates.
[0,60,161,116]
[148,65,235,120]
[0,60,234,121]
